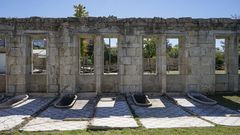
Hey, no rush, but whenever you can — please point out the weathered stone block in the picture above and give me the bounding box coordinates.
[216,83,227,92]
[187,84,199,92]
[131,57,141,65]
[126,48,136,56]
[60,65,72,75]
[201,57,213,66]
[10,65,24,74]
[15,84,26,93]
[7,85,15,93]
[59,47,75,57]
[120,85,141,93]
[187,75,200,84]
[48,74,58,84]
[124,65,138,75]
[189,47,200,57]
[60,56,73,65]
[8,75,25,84]
[48,47,58,56]
[120,57,131,65]
[135,47,142,56]
[190,57,200,65]
[123,75,140,85]
[48,84,59,93]
[201,75,214,84]
[200,84,213,93]
[9,47,22,56]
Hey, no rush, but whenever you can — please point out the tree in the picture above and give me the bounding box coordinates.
[166,40,179,71]
[215,40,225,70]
[231,14,240,19]
[73,4,89,17]
[143,38,156,73]
[143,38,156,58]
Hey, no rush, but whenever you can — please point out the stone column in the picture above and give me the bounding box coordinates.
[186,31,215,94]
[25,36,32,93]
[6,34,28,95]
[95,35,103,94]
[226,35,238,92]
[156,36,166,94]
[119,34,143,94]
[179,36,188,92]
[59,24,76,93]
[47,32,60,93]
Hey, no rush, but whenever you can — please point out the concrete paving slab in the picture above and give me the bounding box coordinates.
[0,97,53,131]
[128,96,213,128]
[21,98,96,131]
[90,96,138,129]
[174,97,240,126]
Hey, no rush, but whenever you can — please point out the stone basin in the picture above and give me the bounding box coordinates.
[54,94,77,108]
[0,94,29,109]
[187,92,217,105]
[132,94,152,107]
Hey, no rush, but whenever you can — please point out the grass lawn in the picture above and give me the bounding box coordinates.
[1,126,240,135]
[1,95,240,135]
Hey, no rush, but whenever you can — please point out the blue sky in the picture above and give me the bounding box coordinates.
[0,0,240,18]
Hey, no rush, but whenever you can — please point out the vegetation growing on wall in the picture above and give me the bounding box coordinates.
[73,4,89,17]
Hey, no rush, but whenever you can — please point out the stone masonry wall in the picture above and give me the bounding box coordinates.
[0,17,239,95]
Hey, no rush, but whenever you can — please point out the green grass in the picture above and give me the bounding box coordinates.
[1,126,240,135]
[2,95,240,135]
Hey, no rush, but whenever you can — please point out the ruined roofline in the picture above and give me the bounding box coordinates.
[0,16,239,32]
[0,16,239,23]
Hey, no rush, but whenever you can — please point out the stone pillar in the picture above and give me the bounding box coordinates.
[59,24,76,93]
[179,36,188,92]
[47,32,60,93]
[156,36,166,94]
[6,34,28,95]
[25,36,32,93]
[226,35,238,92]
[119,34,143,94]
[186,31,215,94]
[95,35,103,94]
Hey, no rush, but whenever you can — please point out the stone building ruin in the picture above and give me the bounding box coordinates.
[0,17,239,95]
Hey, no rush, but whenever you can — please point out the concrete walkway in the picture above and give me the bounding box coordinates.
[90,96,138,129]
[21,98,96,131]
[174,97,240,126]
[0,97,53,131]
[128,96,213,128]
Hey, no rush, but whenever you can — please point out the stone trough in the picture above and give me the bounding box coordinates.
[54,94,78,108]
[132,94,152,107]
[0,94,29,109]
[187,92,217,105]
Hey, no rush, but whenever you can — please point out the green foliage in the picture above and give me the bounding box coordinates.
[167,45,179,59]
[215,40,225,70]
[80,39,88,57]
[143,38,156,58]
[73,4,89,17]
[166,40,179,59]
[215,51,224,70]
[80,39,94,65]
[104,45,117,64]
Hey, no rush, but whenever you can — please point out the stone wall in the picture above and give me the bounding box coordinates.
[0,17,239,95]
